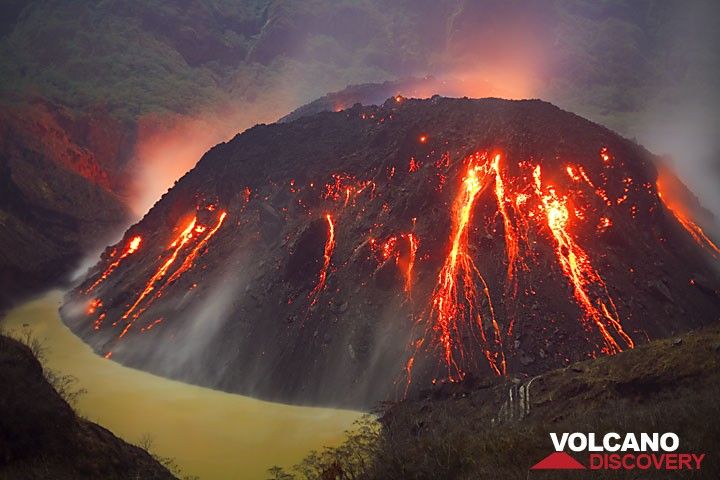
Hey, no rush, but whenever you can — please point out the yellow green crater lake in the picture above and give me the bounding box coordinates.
[1,291,362,479]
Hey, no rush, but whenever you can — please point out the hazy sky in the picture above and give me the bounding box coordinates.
[2,0,718,216]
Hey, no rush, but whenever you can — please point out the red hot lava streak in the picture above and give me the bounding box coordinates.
[369,233,419,295]
[671,210,720,257]
[122,210,229,333]
[402,233,418,294]
[91,142,704,387]
[406,147,643,385]
[657,172,720,257]
[119,216,198,324]
[490,154,520,283]
[85,236,142,293]
[308,214,335,306]
[114,208,227,338]
[532,165,634,354]
[418,153,506,380]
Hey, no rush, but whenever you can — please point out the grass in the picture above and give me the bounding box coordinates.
[2,326,87,407]
[270,326,720,479]
[0,324,178,478]
[137,434,199,480]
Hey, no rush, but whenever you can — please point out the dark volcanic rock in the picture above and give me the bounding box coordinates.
[63,97,720,408]
[279,77,445,123]
[367,327,720,480]
[0,335,175,479]
[0,100,129,310]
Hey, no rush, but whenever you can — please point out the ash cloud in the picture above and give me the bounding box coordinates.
[631,1,720,217]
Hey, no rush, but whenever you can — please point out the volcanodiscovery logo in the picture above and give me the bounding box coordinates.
[531,432,706,472]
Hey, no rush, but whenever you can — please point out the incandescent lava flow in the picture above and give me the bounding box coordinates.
[62,97,720,408]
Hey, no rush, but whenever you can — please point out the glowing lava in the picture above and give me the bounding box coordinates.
[532,166,634,354]
[488,154,535,338]
[420,153,506,379]
[115,208,227,338]
[322,174,376,208]
[490,154,520,283]
[119,216,198,325]
[86,298,102,315]
[308,214,335,306]
[670,211,720,257]
[369,233,419,295]
[125,211,229,331]
[657,173,720,257]
[163,212,227,287]
[85,236,142,293]
[402,233,418,293]
[86,138,693,393]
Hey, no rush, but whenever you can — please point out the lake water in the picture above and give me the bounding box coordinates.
[1,291,362,479]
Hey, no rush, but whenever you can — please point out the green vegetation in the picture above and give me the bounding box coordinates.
[3,326,195,479]
[3,326,87,407]
[137,434,199,480]
[0,2,237,118]
[271,327,720,479]
[268,415,380,480]
[0,1,409,120]
[3,0,716,133]
[0,328,176,479]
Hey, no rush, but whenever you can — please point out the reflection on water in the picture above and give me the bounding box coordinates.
[1,291,362,479]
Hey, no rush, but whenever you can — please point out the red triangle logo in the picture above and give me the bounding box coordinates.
[530,451,586,470]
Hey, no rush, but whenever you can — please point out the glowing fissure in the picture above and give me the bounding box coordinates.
[125,211,228,333]
[85,236,142,294]
[655,171,719,257]
[490,154,520,284]
[532,166,634,354]
[119,216,198,325]
[369,233,419,295]
[403,233,418,293]
[421,153,506,380]
[672,211,720,257]
[113,208,227,338]
[308,214,335,306]
[489,154,533,338]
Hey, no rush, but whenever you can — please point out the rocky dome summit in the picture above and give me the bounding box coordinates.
[63,97,720,408]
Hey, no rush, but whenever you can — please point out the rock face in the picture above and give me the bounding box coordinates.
[63,97,720,408]
[0,101,129,310]
[280,78,456,123]
[0,335,175,479]
[326,327,720,479]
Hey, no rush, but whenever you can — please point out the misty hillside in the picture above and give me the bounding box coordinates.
[2,1,716,121]
[0,334,176,479]
[1,0,718,310]
[274,325,720,479]
[63,97,720,408]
